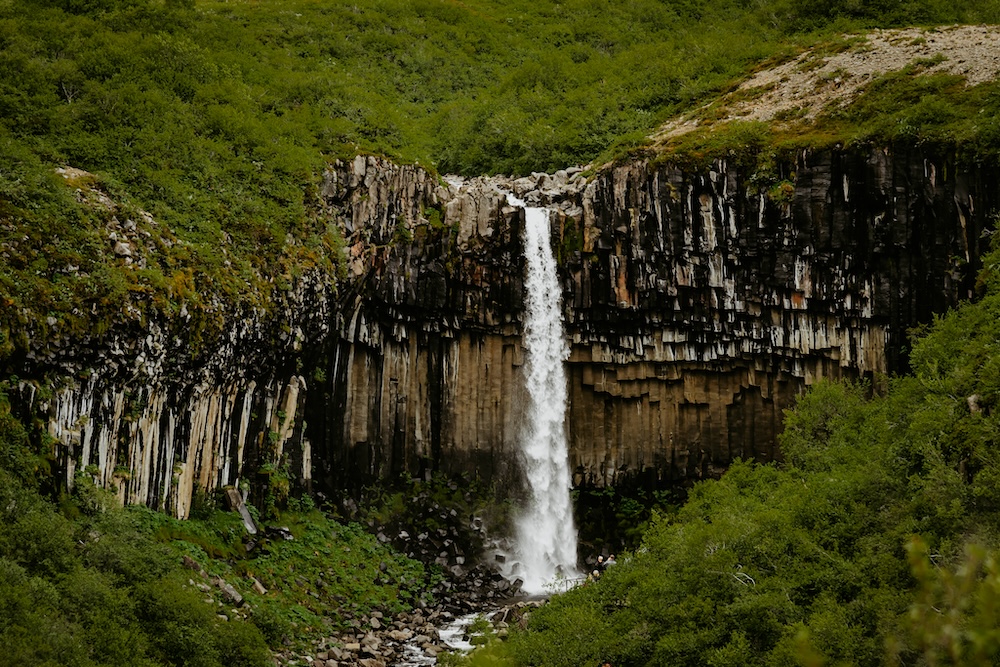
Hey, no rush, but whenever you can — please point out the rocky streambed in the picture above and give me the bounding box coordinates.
[182,534,538,667]
[259,487,537,665]
[272,590,543,667]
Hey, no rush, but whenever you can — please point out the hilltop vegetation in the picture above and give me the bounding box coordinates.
[2,0,1000,347]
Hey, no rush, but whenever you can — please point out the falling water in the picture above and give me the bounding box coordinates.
[508,194,580,594]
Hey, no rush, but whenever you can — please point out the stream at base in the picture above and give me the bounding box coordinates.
[399,611,482,666]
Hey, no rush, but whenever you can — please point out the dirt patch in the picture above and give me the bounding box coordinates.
[653,25,1000,141]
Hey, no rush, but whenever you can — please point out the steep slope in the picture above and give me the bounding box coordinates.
[656,25,1000,139]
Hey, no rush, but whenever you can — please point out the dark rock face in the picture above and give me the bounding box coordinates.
[6,146,997,514]
[560,146,991,486]
[319,147,995,493]
[307,159,533,494]
[6,267,333,517]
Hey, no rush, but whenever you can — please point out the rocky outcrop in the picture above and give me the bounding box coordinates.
[561,145,987,484]
[8,267,333,516]
[6,146,997,514]
[319,146,995,491]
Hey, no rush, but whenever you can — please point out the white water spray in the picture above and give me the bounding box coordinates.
[508,194,580,594]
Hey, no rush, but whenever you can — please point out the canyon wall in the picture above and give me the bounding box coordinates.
[323,148,994,492]
[7,146,997,513]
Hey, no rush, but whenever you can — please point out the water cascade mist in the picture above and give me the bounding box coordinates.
[508,194,580,594]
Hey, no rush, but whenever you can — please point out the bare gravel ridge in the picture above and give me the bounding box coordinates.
[654,25,1000,141]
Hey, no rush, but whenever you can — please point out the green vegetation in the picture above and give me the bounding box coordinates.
[443,233,1000,666]
[832,66,1000,158]
[0,466,270,666]
[6,1,1000,664]
[651,44,1000,177]
[2,0,1000,348]
[574,485,680,557]
[147,505,439,643]
[0,386,439,665]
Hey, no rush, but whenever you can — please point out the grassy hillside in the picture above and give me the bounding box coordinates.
[0,391,441,666]
[3,0,1000,351]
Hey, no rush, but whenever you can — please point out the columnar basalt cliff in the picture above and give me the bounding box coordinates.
[320,147,995,491]
[305,157,533,494]
[8,268,333,517]
[6,147,997,514]
[561,146,992,485]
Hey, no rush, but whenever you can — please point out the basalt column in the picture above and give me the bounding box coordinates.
[561,145,996,489]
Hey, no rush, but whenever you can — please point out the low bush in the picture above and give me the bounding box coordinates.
[0,452,441,665]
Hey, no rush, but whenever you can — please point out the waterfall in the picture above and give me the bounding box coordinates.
[508,194,580,594]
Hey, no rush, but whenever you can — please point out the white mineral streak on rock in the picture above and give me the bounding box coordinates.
[42,373,307,517]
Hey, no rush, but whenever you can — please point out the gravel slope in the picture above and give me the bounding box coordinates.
[654,25,1000,141]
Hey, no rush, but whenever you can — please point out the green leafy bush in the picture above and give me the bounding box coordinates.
[136,575,269,667]
[0,447,275,667]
